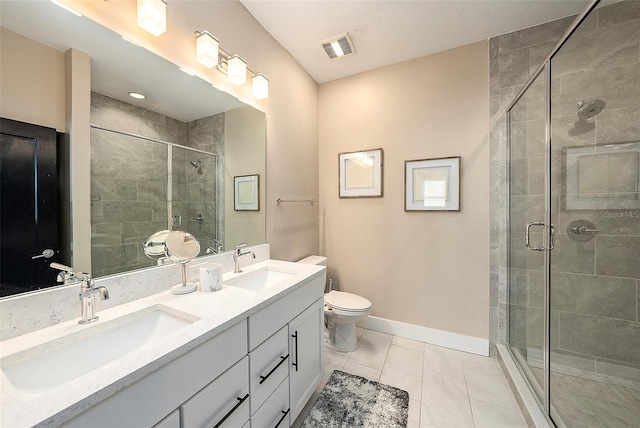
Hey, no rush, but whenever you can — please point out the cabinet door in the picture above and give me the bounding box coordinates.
[289,298,324,422]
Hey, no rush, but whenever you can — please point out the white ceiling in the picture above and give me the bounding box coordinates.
[240,0,592,83]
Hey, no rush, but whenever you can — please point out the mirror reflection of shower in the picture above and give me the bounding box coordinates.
[569,99,606,136]
[190,159,203,175]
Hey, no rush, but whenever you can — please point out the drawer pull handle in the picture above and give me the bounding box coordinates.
[259,354,289,384]
[274,408,291,428]
[212,393,249,428]
[292,331,299,372]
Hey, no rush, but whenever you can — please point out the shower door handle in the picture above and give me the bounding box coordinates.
[525,222,546,251]
[525,222,554,251]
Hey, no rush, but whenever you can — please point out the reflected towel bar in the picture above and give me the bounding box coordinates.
[276,198,318,204]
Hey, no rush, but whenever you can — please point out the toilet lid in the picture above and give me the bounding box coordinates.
[325,291,371,311]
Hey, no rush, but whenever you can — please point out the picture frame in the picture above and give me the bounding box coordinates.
[338,148,383,198]
[405,156,460,211]
[234,174,260,211]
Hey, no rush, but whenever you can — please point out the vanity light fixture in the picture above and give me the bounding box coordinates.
[137,0,167,37]
[320,32,355,59]
[50,0,82,17]
[195,31,219,68]
[128,92,146,100]
[252,73,269,99]
[227,55,247,85]
[196,32,269,98]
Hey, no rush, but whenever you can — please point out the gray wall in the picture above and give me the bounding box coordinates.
[490,1,640,380]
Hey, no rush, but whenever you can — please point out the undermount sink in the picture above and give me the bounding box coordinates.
[1,305,198,392]
[224,267,295,291]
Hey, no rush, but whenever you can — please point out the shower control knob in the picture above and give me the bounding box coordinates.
[567,220,601,241]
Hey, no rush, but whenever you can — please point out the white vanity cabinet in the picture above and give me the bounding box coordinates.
[56,267,325,428]
[248,273,325,426]
[62,320,248,428]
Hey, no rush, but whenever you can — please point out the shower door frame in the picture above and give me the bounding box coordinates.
[504,0,600,421]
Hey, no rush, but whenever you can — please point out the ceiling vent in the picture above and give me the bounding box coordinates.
[319,32,355,59]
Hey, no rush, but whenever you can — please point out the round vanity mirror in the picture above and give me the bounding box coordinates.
[142,230,172,259]
[164,231,201,295]
[165,231,201,262]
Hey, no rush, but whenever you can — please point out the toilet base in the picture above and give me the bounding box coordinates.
[325,319,359,352]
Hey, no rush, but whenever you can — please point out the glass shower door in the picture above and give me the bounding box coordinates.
[507,71,548,401]
[548,1,640,425]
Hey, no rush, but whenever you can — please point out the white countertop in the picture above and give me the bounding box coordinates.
[0,259,325,427]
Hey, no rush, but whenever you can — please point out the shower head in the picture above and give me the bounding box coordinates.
[190,159,202,169]
[577,99,605,120]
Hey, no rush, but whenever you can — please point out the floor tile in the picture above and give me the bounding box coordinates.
[392,335,425,352]
[342,360,382,382]
[423,343,465,379]
[380,345,424,400]
[295,328,528,428]
[324,348,349,373]
[408,399,421,428]
[470,398,528,428]
[347,330,392,369]
[381,363,423,401]
[464,365,519,410]
[420,369,474,427]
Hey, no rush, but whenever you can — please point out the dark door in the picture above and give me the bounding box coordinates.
[1,118,60,296]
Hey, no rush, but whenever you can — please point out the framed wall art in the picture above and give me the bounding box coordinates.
[234,174,260,211]
[405,156,460,211]
[338,148,383,198]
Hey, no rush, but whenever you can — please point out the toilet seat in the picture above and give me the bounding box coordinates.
[324,291,371,313]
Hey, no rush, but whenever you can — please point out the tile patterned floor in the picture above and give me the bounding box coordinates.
[293,328,527,428]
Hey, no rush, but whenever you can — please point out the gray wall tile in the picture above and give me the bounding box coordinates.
[598,1,640,27]
[558,312,640,364]
[551,272,637,320]
[596,235,640,278]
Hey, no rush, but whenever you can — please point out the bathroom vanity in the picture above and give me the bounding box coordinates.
[0,258,325,427]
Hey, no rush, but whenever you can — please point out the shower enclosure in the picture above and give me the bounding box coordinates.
[90,126,221,277]
[506,0,639,426]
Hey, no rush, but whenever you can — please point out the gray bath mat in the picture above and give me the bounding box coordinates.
[302,370,409,428]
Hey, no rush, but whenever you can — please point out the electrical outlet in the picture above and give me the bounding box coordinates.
[188,263,204,281]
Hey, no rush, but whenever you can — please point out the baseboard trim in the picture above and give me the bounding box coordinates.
[358,316,489,356]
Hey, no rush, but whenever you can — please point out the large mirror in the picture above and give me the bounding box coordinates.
[0,1,266,297]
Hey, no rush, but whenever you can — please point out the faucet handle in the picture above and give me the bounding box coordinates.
[235,242,247,252]
[98,286,110,300]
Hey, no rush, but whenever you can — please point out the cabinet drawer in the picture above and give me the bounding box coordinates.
[252,377,290,428]
[248,273,325,350]
[250,325,289,412]
[181,356,250,428]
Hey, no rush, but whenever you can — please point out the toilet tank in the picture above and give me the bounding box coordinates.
[297,255,327,266]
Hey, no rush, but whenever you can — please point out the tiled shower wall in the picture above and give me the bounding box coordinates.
[490,0,640,379]
[90,93,224,276]
[180,114,225,253]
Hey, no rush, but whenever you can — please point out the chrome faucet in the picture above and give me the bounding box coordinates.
[78,273,109,324]
[206,239,224,254]
[50,263,109,324]
[233,243,255,273]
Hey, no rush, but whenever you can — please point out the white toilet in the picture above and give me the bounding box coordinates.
[298,256,372,352]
